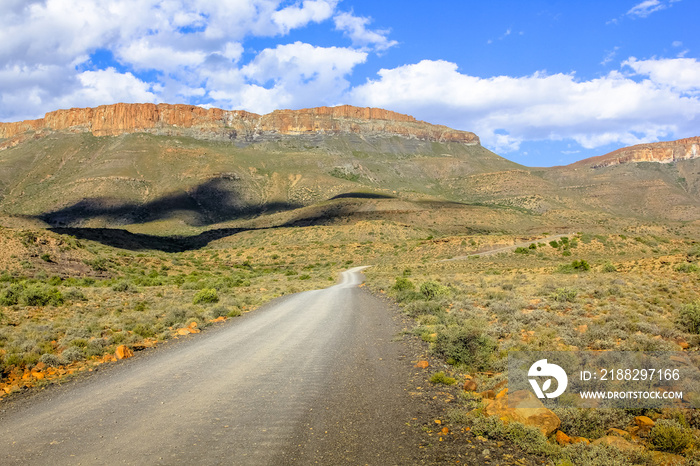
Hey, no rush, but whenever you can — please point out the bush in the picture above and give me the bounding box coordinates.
[193,288,219,305]
[649,419,693,453]
[557,259,590,273]
[39,353,62,367]
[602,262,617,272]
[549,240,560,248]
[514,247,529,254]
[675,263,699,273]
[61,347,83,363]
[678,300,700,334]
[433,324,497,371]
[429,371,456,385]
[21,284,64,306]
[392,277,415,292]
[111,281,135,293]
[0,284,22,305]
[552,287,578,303]
[420,281,448,300]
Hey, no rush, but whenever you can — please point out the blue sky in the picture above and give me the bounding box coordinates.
[1,0,699,166]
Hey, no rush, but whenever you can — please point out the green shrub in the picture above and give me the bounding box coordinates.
[678,300,700,334]
[556,259,590,273]
[0,284,22,305]
[429,371,456,385]
[602,262,617,272]
[392,277,415,292]
[552,287,578,303]
[433,324,497,371]
[61,347,83,363]
[514,247,529,254]
[111,281,135,293]
[649,419,693,453]
[675,263,699,273]
[469,415,559,457]
[40,253,52,262]
[63,288,87,302]
[193,288,219,305]
[420,281,448,300]
[550,240,560,248]
[21,284,64,306]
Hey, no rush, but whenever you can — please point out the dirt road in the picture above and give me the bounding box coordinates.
[0,267,431,465]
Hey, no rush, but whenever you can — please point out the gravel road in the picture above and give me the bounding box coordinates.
[0,267,432,465]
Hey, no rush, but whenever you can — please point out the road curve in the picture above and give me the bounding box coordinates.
[0,266,425,465]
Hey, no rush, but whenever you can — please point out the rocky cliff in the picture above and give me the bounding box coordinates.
[0,103,479,145]
[576,137,700,168]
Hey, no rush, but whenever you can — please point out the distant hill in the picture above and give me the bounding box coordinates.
[1,103,699,232]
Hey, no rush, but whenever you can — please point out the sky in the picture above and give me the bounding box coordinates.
[1,0,699,166]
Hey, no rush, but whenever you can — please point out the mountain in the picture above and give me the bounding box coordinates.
[0,104,515,232]
[572,137,700,168]
[0,103,478,145]
[1,103,699,235]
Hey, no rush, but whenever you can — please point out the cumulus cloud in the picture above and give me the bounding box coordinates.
[0,0,379,122]
[623,57,700,92]
[348,58,700,153]
[210,42,367,113]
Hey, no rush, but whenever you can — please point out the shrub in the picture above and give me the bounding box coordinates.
[675,263,699,273]
[549,240,560,248]
[429,371,456,385]
[514,247,529,254]
[649,419,693,453]
[602,262,617,272]
[0,284,22,305]
[420,281,448,300]
[678,300,700,334]
[40,253,52,262]
[61,347,83,363]
[556,259,590,273]
[21,284,64,306]
[193,288,219,305]
[63,288,88,302]
[112,281,135,293]
[392,277,415,292]
[39,353,62,367]
[433,324,497,371]
[552,287,578,303]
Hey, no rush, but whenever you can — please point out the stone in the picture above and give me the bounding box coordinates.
[555,430,571,445]
[479,390,496,400]
[608,427,630,437]
[463,380,478,392]
[414,361,429,369]
[592,436,641,452]
[115,345,134,360]
[570,436,590,445]
[649,451,686,466]
[482,389,561,436]
[177,328,192,336]
[635,415,655,428]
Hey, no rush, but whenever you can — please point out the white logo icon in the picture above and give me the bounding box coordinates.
[528,359,568,399]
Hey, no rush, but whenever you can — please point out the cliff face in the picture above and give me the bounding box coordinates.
[0,103,479,145]
[576,137,700,168]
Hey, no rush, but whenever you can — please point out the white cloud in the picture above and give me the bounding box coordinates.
[273,0,337,34]
[218,42,367,113]
[348,59,700,153]
[0,0,393,123]
[626,0,679,18]
[624,57,700,92]
[333,11,397,52]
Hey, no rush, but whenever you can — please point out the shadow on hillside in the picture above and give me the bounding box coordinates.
[39,178,302,227]
[331,192,396,200]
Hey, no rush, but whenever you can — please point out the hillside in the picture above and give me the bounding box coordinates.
[1,103,700,234]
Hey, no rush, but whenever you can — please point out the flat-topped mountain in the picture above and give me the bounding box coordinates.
[572,136,700,168]
[1,103,700,230]
[0,103,479,145]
